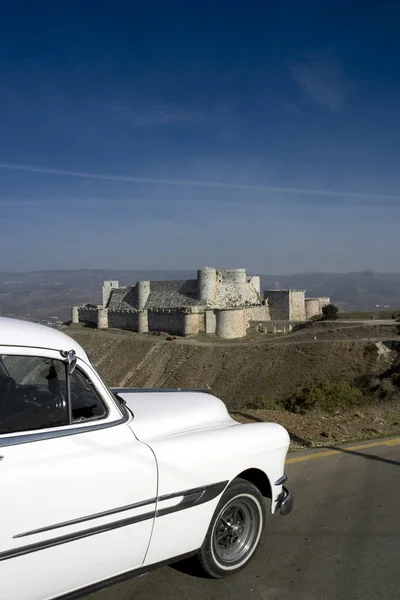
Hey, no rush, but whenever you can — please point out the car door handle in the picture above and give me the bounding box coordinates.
[0,456,4,462]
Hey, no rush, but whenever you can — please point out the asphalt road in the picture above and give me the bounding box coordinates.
[86,438,400,600]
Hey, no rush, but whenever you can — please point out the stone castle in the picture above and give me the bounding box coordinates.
[71,267,330,339]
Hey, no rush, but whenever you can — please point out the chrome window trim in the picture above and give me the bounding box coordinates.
[0,344,81,354]
[0,414,129,448]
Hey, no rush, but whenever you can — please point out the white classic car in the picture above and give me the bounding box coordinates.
[0,317,293,600]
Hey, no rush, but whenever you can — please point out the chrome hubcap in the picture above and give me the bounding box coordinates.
[213,497,259,564]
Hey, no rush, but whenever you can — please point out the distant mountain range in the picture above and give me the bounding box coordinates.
[1,269,400,323]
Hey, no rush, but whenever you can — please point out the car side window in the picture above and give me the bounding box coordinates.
[69,367,107,422]
[0,355,69,435]
[0,355,107,435]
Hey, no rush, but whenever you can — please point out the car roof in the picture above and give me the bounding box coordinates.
[0,317,88,361]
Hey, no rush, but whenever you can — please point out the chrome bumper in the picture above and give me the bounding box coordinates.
[277,486,293,515]
[274,473,293,515]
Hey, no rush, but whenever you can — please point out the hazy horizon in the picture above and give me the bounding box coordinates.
[1,3,400,272]
[1,267,400,277]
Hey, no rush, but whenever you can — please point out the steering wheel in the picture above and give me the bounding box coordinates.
[47,392,69,425]
[0,391,68,433]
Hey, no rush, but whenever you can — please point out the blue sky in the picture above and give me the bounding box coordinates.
[1,0,400,273]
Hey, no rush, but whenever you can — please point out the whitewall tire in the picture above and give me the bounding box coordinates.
[195,478,266,578]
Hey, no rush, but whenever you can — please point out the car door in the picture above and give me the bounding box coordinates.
[0,349,157,600]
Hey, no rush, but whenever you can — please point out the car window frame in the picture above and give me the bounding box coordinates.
[0,346,128,447]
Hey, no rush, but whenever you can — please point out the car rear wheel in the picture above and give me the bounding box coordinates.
[195,477,266,578]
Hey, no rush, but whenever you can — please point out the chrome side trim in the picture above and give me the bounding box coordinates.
[13,497,157,539]
[0,415,128,448]
[156,481,228,517]
[4,481,228,562]
[274,474,288,486]
[1,511,154,563]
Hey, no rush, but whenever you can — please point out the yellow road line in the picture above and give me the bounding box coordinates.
[386,438,400,446]
[286,437,400,465]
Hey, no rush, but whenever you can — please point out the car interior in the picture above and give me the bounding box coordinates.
[0,356,106,435]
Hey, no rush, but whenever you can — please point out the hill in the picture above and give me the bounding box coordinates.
[67,323,400,408]
[67,323,400,447]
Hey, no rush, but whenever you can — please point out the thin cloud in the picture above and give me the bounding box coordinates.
[284,102,301,116]
[0,162,399,201]
[289,57,349,113]
[109,100,204,127]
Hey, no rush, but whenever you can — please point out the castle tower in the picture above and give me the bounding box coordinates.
[215,308,246,339]
[197,267,217,304]
[138,310,149,333]
[222,268,247,305]
[102,280,119,308]
[137,280,150,310]
[305,298,320,320]
[71,306,79,324]
[97,308,109,329]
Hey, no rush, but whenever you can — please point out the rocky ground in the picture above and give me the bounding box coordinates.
[232,404,400,450]
[67,322,400,448]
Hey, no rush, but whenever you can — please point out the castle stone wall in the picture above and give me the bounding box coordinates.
[148,310,186,335]
[78,306,98,324]
[205,310,216,334]
[318,297,331,312]
[108,310,139,330]
[184,309,205,336]
[248,276,261,300]
[245,305,271,325]
[289,290,306,321]
[265,291,290,320]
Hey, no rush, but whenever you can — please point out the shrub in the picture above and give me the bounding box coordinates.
[322,304,339,320]
[244,396,275,411]
[363,343,377,358]
[281,380,362,414]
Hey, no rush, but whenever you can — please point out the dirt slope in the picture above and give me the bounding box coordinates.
[68,325,399,411]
